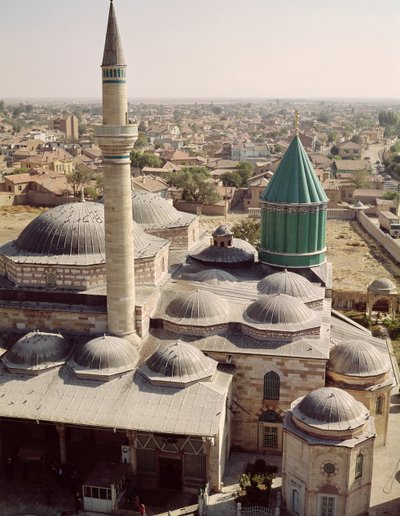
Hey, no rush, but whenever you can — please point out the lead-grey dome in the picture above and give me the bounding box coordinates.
[328,340,390,377]
[70,335,138,380]
[2,331,70,373]
[245,293,316,326]
[213,225,233,237]
[368,278,397,293]
[191,238,256,265]
[185,269,236,286]
[132,190,195,229]
[16,202,105,256]
[293,387,369,431]
[166,290,229,323]
[140,340,217,387]
[257,270,322,303]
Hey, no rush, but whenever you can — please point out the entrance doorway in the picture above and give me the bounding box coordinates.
[159,456,182,490]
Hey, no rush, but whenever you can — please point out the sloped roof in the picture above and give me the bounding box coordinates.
[102,0,126,66]
[262,136,328,204]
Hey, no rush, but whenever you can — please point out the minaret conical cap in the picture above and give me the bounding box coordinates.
[262,136,328,204]
[102,0,126,66]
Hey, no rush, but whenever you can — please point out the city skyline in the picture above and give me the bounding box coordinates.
[1,0,400,99]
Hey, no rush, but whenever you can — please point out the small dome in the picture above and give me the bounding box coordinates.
[166,290,229,323]
[191,238,256,265]
[185,269,236,286]
[257,270,322,302]
[141,341,217,387]
[3,331,70,373]
[70,335,138,380]
[368,278,397,293]
[328,340,390,377]
[132,190,195,229]
[293,387,369,430]
[245,293,316,325]
[16,202,105,256]
[212,225,233,237]
[353,201,365,208]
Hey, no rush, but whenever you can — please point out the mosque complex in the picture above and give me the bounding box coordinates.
[0,2,398,515]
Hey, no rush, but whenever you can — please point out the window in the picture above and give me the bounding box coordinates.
[376,396,384,415]
[355,452,363,479]
[263,427,278,448]
[319,495,336,516]
[264,371,280,400]
[291,488,300,514]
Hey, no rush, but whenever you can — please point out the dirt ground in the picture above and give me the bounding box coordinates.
[0,207,398,293]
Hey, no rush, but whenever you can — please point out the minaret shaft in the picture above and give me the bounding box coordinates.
[96,1,138,337]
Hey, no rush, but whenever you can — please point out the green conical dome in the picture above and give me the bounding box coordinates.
[262,137,327,204]
[259,136,328,268]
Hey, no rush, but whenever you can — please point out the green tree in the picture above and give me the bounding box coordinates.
[130,150,162,169]
[134,132,148,149]
[220,171,242,188]
[231,218,261,247]
[167,167,221,204]
[236,162,253,184]
[330,144,339,156]
[382,191,398,201]
[66,165,92,196]
[351,135,362,145]
[378,111,399,127]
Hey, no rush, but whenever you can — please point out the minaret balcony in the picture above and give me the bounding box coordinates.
[95,124,138,155]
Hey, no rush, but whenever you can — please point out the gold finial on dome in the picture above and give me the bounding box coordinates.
[294,110,300,136]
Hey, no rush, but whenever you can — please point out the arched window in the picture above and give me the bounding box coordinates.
[118,69,121,77]
[376,396,384,415]
[264,371,280,400]
[355,452,363,479]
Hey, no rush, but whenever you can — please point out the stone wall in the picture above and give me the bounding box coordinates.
[0,302,107,335]
[327,209,356,220]
[359,211,400,262]
[331,290,367,310]
[205,351,326,452]
[174,200,227,217]
[146,218,199,250]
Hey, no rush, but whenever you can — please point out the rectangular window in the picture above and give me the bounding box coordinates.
[184,454,206,482]
[319,495,336,516]
[137,449,156,473]
[263,427,278,448]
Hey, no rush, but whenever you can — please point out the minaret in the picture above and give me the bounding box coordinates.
[259,112,328,268]
[95,0,138,337]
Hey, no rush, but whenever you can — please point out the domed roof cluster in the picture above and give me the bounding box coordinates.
[140,341,216,387]
[132,190,196,229]
[328,340,390,378]
[166,290,229,324]
[245,293,318,328]
[184,269,236,286]
[292,387,369,432]
[257,270,322,303]
[2,331,71,374]
[368,277,397,294]
[69,335,138,380]
[16,202,105,257]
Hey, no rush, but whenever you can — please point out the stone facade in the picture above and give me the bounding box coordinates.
[145,218,199,250]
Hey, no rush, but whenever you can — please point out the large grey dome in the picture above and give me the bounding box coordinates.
[141,340,217,387]
[16,202,105,256]
[257,270,322,303]
[132,190,195,229]
[368,278,397,293]
[166,290,229,323]
[293,387,369,431]
[70,335,138,380]
[14,201,165,261]
[2,331,70,373]
[245,293,316,326]
[328,340,390,377]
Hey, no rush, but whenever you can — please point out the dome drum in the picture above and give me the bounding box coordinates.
[163,320,229,338]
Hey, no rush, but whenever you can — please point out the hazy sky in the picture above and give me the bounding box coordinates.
[2,0,400,99]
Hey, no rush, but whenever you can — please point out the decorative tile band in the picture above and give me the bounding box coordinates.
[102,79,127,84]
[262,203,327,214]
